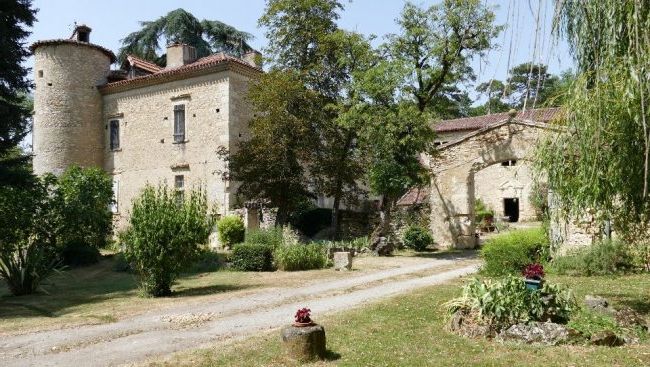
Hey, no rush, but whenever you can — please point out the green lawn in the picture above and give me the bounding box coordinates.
[150,274,650,367]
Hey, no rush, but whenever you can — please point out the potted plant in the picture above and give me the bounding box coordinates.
[293,307,315,327]
[522,263,545,291]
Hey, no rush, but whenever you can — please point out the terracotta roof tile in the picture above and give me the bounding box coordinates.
[434,107,560,133]
[30,39,117,63]
[125,55,163,73]
[396,187,429,206]
[100,52,261,94]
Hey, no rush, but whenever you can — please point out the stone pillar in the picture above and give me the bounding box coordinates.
[281,324,326,362]
[245,207,260,230]
[333,252,352,271]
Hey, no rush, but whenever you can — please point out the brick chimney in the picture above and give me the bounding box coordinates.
[242,50,263,68]
[166,43,197,68]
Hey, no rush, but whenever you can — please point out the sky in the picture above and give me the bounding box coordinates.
[26,0,573,103]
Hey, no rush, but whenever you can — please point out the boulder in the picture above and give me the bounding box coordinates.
[589,330,625,346]
[281,324,326,362]
[584,295,614,315]
[497,322,576,345]
[333,251,352,271]
[448,310,493,338]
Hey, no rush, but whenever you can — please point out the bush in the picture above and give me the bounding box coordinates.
[445,275,576,332]
[274,243,328,271]
[474,198,495,229]
[61,240,101,267]
[121,185,215,297]
[0,242,63,296]
[216,215,245,248]
[56,165,114,249]
[550,240,634,276]
[402,225,434,251]
[231,243,274,271]
[245,228,284,249]
[480,228,549,276]
[185,247,222,273]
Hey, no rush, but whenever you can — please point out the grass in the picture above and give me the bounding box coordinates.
[0,250,446,335]
[149,273,650,367]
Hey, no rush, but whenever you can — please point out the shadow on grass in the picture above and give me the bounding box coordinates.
[172,283,253,297]
[323,349,342,361]
[597,292,650,316]
[411,249,478,261]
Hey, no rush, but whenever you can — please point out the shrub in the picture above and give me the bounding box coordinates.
[0,242,63,296]
[244,228,284,249]
[480,228,549,276]
[61,240,101,267]
[56,165,114,249]
[274,243,328,271]
[112,252,132,273]
[217,215,245,248]
[185,247,222,273]
[402,225,434,251]
[121,185,215,297]
[550,240,634,276]
[231,243,274,271]
[474,198,495,229]
[445,275,576,332]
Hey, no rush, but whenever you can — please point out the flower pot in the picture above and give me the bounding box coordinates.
[293,321,316,327]
[524,278,543,291]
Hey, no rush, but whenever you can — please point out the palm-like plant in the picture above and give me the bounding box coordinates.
[118,9,254,65]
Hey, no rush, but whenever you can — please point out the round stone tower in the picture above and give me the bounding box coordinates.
[31,25,116,175]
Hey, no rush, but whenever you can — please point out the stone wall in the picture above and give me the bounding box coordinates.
[33,43,111,175]
[430,121,551,248]
[102,70,253,230]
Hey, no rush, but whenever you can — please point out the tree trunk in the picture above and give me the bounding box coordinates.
[369,196,394,255]
[275,205,289,227]
[329,130,355,240]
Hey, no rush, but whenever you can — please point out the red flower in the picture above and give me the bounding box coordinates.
[294,307,312,323]
[522,263,545,279]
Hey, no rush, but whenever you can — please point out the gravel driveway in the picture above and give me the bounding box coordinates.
[0,255,479,367]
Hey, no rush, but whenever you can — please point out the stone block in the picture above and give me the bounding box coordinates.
[281,324,326,362]
[333,251,352,271]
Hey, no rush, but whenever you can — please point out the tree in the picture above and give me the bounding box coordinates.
[343,59,435,252]
[504,62,559,109]
[0,0,37,187]
[223,70,323,226]
[536,1,650,242]
[255,0,374,237]
[384,0,501,114]
[55,165,113,250]
[118,8,253,65]
[121,185,215,297]
[472,79,510,115]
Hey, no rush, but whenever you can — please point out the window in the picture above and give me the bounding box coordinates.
[501,160,517,167]
[174,104,185,143]
[38,70,43,78]
[111,179,119,213]
[174,175,185,204]
[109,120,120,150]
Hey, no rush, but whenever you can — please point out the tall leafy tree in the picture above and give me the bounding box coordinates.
[0,0,36,187]
[385,0,501,114]
[223,70,324,226]
[118,9,253,65]
[537,0,650,243]
[505,62,559,109]
[254,0,374,237]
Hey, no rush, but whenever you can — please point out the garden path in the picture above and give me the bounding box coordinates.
[0,254,479,367]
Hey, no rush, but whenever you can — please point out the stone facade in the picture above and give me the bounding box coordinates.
[430,119,554,248]
[31,27,261,233]
[32,41,112,175]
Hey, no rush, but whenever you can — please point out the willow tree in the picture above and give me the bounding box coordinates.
[118,9,253,65]
[537,1,650,247]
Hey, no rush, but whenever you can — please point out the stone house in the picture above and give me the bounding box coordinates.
[30,25,263,231]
